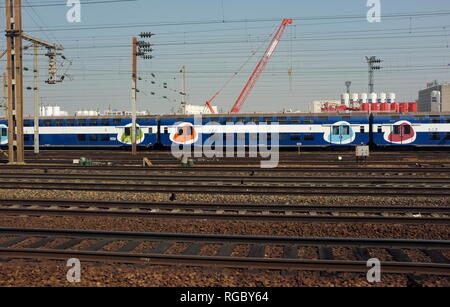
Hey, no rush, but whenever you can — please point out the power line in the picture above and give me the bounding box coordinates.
[0,0,138,8]
[22,10,450,33]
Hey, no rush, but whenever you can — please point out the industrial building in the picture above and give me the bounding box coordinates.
[418,82,450,112]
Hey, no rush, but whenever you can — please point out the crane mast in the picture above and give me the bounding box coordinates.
[230,18,293,113]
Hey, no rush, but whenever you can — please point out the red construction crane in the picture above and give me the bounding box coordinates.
[205,18,293,114]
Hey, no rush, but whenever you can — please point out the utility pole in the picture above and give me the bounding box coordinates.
[366,56,383,94]
[5,0,25,164]
[131,32,153,155]
[131,37,137,156]
[33,43,39,154]
[21,34,64,155]
[180,66,187,115]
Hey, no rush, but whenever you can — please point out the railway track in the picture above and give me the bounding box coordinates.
[2,173,450,184]
[0,199,448,224]
[19,149,450,162]
[7,159,450,167]
[0,177,450,196]
[0,228,449,275]
[1,164,450,176]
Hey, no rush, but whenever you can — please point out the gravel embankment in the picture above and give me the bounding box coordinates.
[0,215,447,240]
[0,259,448,287]
[0,189,448,207]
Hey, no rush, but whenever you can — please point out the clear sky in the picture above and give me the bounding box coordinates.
[1,0,450,116]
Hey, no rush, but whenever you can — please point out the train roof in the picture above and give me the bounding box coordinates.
[2,112,450,121]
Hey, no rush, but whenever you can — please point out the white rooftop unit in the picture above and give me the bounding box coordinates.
[359,93,368,104]
[387,93,396,104]
[340,93,350,107]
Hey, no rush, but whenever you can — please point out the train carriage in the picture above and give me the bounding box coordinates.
[0,116,159,148]
[372,113,450,147]
[160,113,370,148]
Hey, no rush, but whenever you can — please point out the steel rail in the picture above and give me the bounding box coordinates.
[1,248,448,275]
[1,173,450,184]
[0,199,448,224]
[1,165,450,173]
[1,228,449,248]
[0,181,450,196]
[0,228,449,274]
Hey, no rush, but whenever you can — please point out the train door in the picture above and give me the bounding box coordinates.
[0,126,7,145]
[330,124,351,145]
[391,123,413,144]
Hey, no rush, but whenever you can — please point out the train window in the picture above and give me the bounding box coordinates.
[77,135,86,142]
[101,135,110,141]
[446,118,450,123]
[280,134,288,141]
[44,120,52,127]
[391,116,400,121]
[24,120,33,127]
[342,126,350,135]
[67,120,75,126]
[304,119,314,124]
[429,133,440,141]
[304,134,315,141]
[403,125,411,135]
[332,126,340,135]
[393,125,401,135]
[341,116,351,121]
[125,127,131,136]
[360,126,365,133]
[430,117,441,123]
[1,128,7,136]
[89,120,98,126]
[318,116,329,121]
[415,116,425,121]
[290,134,301,141]
[445,133,450,140]
[164,127,169,134]
[148,127,153,134]
[55,120,63,126]
[78,120,86,126]
[89,135,98,142]
[291,120,300,124]
[24,135,30,142]
[101,119,110,126]
[113,119,121,125]
[377,126,382,133]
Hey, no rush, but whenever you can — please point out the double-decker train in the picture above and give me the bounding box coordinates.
[0,112,449,149]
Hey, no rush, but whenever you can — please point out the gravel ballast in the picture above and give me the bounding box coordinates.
[0,259,448,287]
